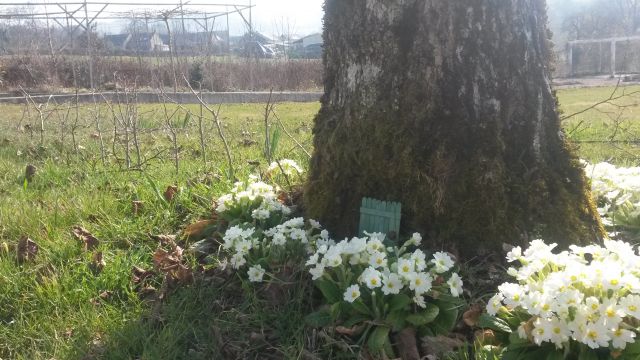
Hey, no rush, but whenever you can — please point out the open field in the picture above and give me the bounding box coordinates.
[0,86,639,359]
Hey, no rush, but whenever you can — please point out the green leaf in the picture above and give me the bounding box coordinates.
[578,346,598,360]
[429,301,459,335]
[315,279,341,303]
[143,173,168,206]
[350,299,373,316]
[385,310,406,331]
[367,326,390,354]
[546,350,564,360]
[304,309,332,328]
[388,294,412,312]
[179,112,191,128]
[405,303,440,326]
[269,126,281,158]
[343,314,370,328]
[23,178,28,191]
[478,313,513,333]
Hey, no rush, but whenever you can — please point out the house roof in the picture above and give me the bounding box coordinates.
[104,33,129,47]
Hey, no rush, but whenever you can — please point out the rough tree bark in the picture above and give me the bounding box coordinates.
[305,0,605,253]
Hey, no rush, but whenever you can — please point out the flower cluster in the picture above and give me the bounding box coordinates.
[307,232,463,307]
[488,239,640,351]
[584,161,640,229]
[216,176,291,224]
[267,159,304,177]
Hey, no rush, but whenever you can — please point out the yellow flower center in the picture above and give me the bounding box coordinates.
[376,258,383,265]
[588,331,598,340]
[542,304,550,311]
[554,327,561,334]
[370,279,378,286]
[352,291,358,298]
[611,279,619,286]
[615,329,623,337]
[415,279,422,286]
[607,309,615,318]
[402,266,409,273]
[630,305,637,312]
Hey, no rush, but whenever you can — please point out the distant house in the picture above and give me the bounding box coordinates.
[292,33,323,59]
[160,31,227,54]
[104,31,168,53]
[292,33,322,49]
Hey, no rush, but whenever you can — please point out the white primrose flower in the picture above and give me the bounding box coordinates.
[251,208,271,220]
[267,159,303,176]
[247,265,266,282]
[309,264,325,280]
[611,328,636,350]
[230,253,247,269]
[431,252,454,273]
[486,293,504,316]
[382,273,403,295]
[344,284,361,303]
[272,232,287,246]
[366,238,385,254]
[397,258,415,279]
[369,252,388,269]
[506,246,522,263]
[447,273,464,297]
[361,266,383,289]
[581,320,611,349]
[411,250,427,271]
[408,272,433,295]
[413,295,427,308]
[309,219,322,229]
[620,295,640,319]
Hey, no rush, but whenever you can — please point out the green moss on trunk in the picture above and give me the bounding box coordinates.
[305,0,605,254]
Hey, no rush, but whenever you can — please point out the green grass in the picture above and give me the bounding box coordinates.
[0,85,639,359]
[557,85,640,164]
[0,101,319,359]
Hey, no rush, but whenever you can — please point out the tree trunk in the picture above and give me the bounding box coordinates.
[305,0,605,253]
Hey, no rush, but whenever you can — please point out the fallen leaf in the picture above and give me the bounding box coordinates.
[335,325,365,337]
[17,236,38,263]
[474,329,498,346]
[90,251,106,273]
[183,219,215,241]
[148,234,177,247]
[463,304,483,327]
[152,247,192,284]
[132,266,156,284]
[132,200,144,215]
[164,185,179,202]
[72,226,99,251]
[137,285,157,299]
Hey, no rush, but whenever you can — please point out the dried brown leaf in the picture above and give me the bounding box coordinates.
[132,266,155,285]
[17,236,38,263]
[163,185,179,202]
[183,219,215,240]
[463,304,483,327]
[72,226,99,251]
[90,251,106,274]
[148,234,177,247]
[335,325,365,337]
[132,200,144,216]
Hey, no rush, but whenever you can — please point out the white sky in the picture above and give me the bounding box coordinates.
[0,0,325,37]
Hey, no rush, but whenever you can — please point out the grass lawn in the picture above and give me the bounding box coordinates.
[0,86,638,359]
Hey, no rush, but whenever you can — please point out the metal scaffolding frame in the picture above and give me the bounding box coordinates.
[0,1,255,89]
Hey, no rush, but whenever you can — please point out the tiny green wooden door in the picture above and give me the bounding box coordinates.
[358,198,401,238]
